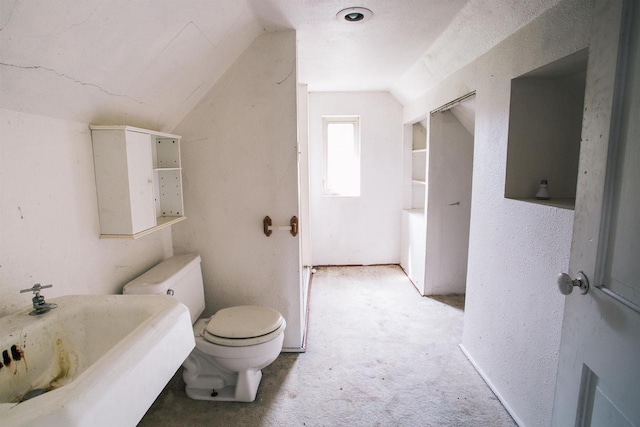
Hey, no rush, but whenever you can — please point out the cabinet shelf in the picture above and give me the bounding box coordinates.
[412,180,426,185]
[100,216,186,239]
[412,149,427,154]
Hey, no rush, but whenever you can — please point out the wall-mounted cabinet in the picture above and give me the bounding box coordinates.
[90,125,186,239]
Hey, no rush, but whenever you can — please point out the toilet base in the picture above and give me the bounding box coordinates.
[185,370,263,402]
[182,318,285,403]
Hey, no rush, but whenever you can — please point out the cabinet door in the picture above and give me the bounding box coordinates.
[125,131,156,234]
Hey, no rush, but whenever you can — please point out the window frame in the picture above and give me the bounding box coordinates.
[321,116,361,197]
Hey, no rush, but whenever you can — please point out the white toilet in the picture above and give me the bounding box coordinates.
[123,254,286,402]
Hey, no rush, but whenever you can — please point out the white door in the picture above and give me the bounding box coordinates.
[125,130,156,234]
[552,0,640,426]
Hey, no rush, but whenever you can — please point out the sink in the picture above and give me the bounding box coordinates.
[0,294,194,426]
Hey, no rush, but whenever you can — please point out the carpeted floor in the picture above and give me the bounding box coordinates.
[139,265,516,426]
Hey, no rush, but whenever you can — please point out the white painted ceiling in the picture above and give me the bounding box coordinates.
[0,0,562,131]
[251,0,563,104]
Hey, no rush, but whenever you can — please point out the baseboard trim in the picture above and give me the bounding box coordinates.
[459,344,524,427]
[280,267,313,355]
[282,347,305,353]
[313,263,400,267]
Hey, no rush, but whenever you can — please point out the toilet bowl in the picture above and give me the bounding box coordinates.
[185,310,286,402]
[123,254,286,402]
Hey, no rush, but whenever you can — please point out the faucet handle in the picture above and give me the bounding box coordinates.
[20,284,57,316]
[20,283,53,294]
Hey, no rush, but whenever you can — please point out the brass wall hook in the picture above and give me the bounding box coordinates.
[263,216,273,237]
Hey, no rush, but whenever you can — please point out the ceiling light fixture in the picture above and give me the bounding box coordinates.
[336,7,373,23]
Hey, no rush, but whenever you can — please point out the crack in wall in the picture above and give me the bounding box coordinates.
[0,61,151,107]
[179,81,205,108]
[206,8,251,51]
[0,0,18,32]
[276,146,298,190]
[66,1,104,31]
[127,21,208,95]
[276,64,295,85]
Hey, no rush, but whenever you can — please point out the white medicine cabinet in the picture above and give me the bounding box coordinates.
[90,125,186,239]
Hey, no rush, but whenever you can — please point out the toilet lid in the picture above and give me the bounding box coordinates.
[205,306,284,339]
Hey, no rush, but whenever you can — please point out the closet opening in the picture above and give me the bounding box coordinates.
[401,93,476,299]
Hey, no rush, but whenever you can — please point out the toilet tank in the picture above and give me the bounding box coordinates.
[123,254,205,324]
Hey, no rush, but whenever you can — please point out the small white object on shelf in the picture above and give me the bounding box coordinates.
[535,179,550,200]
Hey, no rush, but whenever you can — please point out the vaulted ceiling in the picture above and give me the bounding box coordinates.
[0,0,562,131]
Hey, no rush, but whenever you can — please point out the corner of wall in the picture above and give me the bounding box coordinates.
[170,28,302,349]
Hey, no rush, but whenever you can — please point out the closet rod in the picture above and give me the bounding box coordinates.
[430,91,476,115]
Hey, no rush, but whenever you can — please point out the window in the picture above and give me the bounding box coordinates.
[322,116,360,196]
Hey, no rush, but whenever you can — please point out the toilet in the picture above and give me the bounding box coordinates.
[123,254,286,402]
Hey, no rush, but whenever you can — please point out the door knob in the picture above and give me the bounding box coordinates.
[557,271,589,295]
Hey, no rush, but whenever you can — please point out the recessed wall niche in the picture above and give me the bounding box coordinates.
[505,49,588,209]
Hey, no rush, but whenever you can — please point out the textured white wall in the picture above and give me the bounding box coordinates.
[171,32,303,350]
[404,0,591,425]
[0,109,173,316]
[309,92,403,266]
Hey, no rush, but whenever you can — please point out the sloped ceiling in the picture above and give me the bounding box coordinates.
[249,0,469,93]
[249,0,564,104]
[0,0,263,132]
[0,0,563,131]
[389,0,565,104]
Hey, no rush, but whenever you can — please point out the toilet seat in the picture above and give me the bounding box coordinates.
[201,306,285,347]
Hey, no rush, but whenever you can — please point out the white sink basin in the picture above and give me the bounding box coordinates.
[0,294,194,427]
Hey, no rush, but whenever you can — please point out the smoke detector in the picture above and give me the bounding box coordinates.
[336,7,373,23]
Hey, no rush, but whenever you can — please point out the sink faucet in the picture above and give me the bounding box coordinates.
[20,284,58,316]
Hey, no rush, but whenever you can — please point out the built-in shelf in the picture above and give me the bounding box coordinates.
[401,207,426,293]
[512,198,575,210]
[403,208,425,215]
[101,216,187,239]
[408,122,427,210]
[505,49,587,206]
